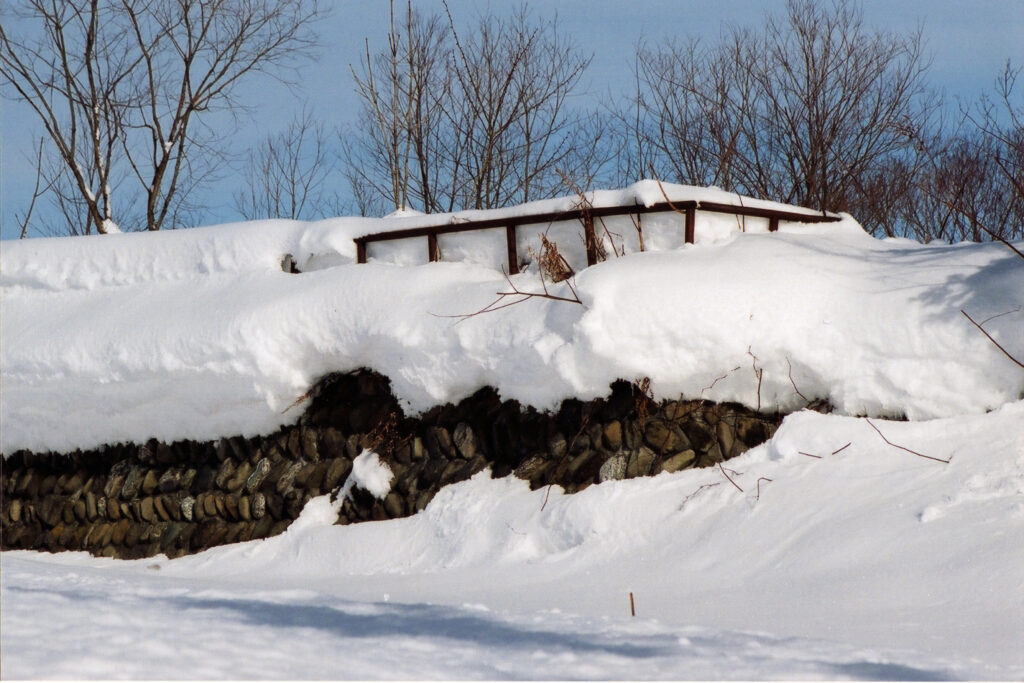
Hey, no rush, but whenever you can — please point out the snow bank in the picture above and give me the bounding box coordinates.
[4,403,1022,678]
[2,181,1022,454]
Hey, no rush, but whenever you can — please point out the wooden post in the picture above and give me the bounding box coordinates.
[427,232,440,262]
[629,592,636,617]
[769,216,779,233]
[684,205,695,244]
[506,224,519,274]
[584,214,598,266]
[635,202,645,252]
[356,239,367,264]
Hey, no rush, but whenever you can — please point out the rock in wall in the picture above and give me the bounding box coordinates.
[1,369,783,559]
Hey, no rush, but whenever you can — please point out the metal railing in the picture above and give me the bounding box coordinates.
[354,199,842,273]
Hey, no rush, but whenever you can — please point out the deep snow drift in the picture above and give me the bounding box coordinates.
[3,405,1022,679]
[2,181,1023,679]
[1,181,1022,455]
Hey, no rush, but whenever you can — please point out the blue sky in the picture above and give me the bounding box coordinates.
[2,0,1022,239]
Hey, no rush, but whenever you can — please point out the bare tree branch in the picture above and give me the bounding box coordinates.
[865,418,949,464]
[961,309,1024,370]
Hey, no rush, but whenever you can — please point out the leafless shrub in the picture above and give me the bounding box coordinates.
[634,376,654,425]
[527,234,575,283]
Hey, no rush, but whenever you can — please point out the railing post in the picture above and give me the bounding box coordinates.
[356,239,367,264]
[584,214,598,266]
[506,224,519,274]
[769,217,779,233]
[685,205,695,244]
[427,231,440,262]
[635,201,645,252]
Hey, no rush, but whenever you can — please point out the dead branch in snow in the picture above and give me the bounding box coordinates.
[635,377,654,424]
[755,477,773,500]
[678,482,721,509]
[797,442,851,459]
[718,462,743,492]
[747,346,763,411]
[527,233,575,283]
[961,309,1024,370]
[281,388,315,414]
[865,419,949,464]
[786,357,810,404]
[438,267,582,322]
[699,366,742,400]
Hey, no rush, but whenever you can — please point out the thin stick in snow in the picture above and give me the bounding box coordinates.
[700,366,741,399]
[865,419,950,464]
[961,309,1024,370]
[438,268,583,322]
[786,357,810,403]
[678,483,720,509]
[718,462,743,492]
[747,346,763,411]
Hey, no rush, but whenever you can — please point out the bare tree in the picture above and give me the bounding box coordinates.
[345,1,602,214]
[621,0,935,230]
[234,110,338,220]
[344,1,448,213]
[886,63,1024,243]
[1,0,321,235]
[972,62,1024,202]
[2,1,133,234]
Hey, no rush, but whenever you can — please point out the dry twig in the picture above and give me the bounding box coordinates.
[865,419,950,464]
[786,357,810,403]
[281,387,315,414]
[635,377,654,424]
[438,268,582,321]
[718,462,743,492]
[747,346,763,411]
[961,309,1024,370]
[678,482,721,509]
[699,366,741,399]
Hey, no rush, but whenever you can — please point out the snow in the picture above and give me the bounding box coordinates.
[346,449,394,500]
[2,180,1023,679]
[2,181,1021,455]
[3,404,1022,679]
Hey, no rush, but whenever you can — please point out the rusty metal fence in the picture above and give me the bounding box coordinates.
[354,199,841,273]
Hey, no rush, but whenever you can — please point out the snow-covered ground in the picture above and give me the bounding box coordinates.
[4,405,1022,679]
[2,182,1023,679]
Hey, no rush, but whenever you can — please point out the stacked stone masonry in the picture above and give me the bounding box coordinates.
[2,369,783,559]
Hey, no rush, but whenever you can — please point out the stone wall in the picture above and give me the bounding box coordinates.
[1,370,783,559]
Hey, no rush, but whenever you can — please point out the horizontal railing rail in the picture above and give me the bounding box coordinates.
[354,199,841,273]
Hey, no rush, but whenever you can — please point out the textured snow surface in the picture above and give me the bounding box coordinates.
[2,181,1023,678]
[3,405,1023,679]
[2,181,1022,455]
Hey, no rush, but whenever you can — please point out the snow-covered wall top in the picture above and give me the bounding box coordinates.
[2,181,1022,455]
